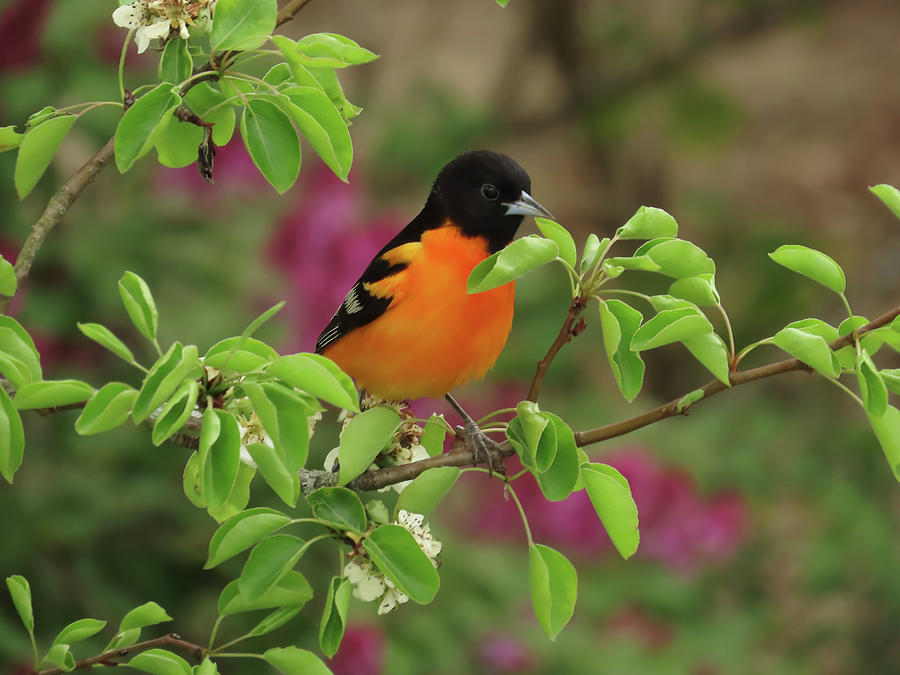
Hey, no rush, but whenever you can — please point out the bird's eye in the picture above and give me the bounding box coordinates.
[481,184,499,201]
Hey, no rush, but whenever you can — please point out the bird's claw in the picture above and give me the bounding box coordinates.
[457,421,502,477]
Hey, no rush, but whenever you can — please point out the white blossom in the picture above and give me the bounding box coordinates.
[344,558,385,602]
[112,0,210,54]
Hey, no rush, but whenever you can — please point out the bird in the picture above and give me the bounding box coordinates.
[315,150,552,457]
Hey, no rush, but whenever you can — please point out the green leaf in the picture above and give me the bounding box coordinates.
[263,63,293,87]
[769,244,846,294]
[75,383,138,435]
[26,106,57,129]
[296,33,379,67]
[206,507,291,569]
[581,463,640,558]
[241,98,301,194]
[597,299,645,401]
[239,535,312,601]
[603,255,661,273]
[118,271,159,343]
[682,331,730,385]
[183,452,206,508]
[506,401,556,472]
[583,235,610,274]
[420,414,447,456]
[151,114,202,169]
[0,125,24,153]
[267,352,359,411]
[132,343,203,423]
[676,388,705,413]
[15,114,76,199]
[127,648,191,675]
[0,255,15,296]
[772,327,839,377]
[77,322,137,365]
[337,406,401,485]
[534,414,579,501]
[306,487,367,533]
[528,544,577,641]
[185,82,236,146]
[159,37,192,84]
[264,647,332,675]
[535,218,577,269]
[151,379,199,446]
[39,644,75,671]
[857,350,888,418]
[119,601,173,632]
[221,301,285,370]
[881,369,900,396]
[366,499,390,525]
[246,441,300,506]
[277,86,352,181]
[247,606,302,638]
[208,457,256,524]
[868,405,900,481]
[869,184,900,220]
[210,0,277,50]
[790,317,841,343]
[52,618,106,646]
[194,658,218,675]
[615,206,678,240]
[363,524,440,604]
[643,239,715,278]
[319,577,351,658]
[467,235,558,293]
[244,381,313,472]
[669,274,719,306]
[204,337,279,372]
[13,379,94,410]
[395,467,461,518]
[631,308,713,351]
[218,571,312,615]
[0,388,25,483]
[115,84,181,172]
[203,409,242,514]
[271,35,331,94]
[0,316,42,388]
[6,575,34,633]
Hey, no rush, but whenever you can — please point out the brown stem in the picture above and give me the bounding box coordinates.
[277,0,315,27]
[0,138,115,314]
[526,296,588,402]
[35,633,204,675]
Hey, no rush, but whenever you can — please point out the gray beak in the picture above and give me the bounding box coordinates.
[504,190,553,219]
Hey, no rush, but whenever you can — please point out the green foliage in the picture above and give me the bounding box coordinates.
[769,244,846,294]
[307,487,367,533]
[115,85,182,173]
[363,524,441,604]
[467,235,559,293]
[337,406,401,484]
[0,388,25,482]
[319,577,351,658]
[528,544,577,640]
[15,114,76,198]
[210,0,277,51]
[128,649,192,675]
[395,467,461,517]
[580,463,640,558]
[0,254,16,295]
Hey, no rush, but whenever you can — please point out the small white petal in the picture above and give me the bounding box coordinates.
[134,28,151,53]
[324,447,340,472]
[113,4,144,29]
[178,20,190,39]
[239,444,257,469]
[143,18,171,40]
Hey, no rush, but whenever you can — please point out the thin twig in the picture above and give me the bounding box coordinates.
[276,0,315,27]
[526,296,588,402]
[35,633,204,675]
[0,137,115,314]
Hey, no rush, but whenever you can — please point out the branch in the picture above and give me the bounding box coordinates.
[0,137,115,314]
[574,304,900,446]
[35,633,203,675]
[276,0,315,27]
[526,296,587,402]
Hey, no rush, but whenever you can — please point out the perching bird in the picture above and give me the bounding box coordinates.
[315,150,551,450]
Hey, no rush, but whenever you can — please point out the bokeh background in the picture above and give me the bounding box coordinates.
[1,0,899,673]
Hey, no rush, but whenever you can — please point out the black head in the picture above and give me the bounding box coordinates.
[427,150,552,253]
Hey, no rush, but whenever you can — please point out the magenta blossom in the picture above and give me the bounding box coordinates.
[0,0,53,74]
[457,447,746,574]
[328,625,384,675]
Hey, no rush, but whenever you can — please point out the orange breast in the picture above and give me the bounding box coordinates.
[323,224,515,400]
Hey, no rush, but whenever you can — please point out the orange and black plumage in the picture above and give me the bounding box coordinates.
[315,150,551,403]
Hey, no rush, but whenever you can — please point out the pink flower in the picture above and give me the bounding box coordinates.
[0,0,53,74]
[267,164,399,351]
[456,447,746,574]
[328,625,384,675]
[479,633,536,672]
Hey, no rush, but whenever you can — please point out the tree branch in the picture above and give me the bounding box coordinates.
[34,633,204,675]
[527,296,587,402]
[276,0,315,27]
[0,137,115,314]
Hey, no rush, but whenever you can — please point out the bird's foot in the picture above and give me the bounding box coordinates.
[456,420,503,477]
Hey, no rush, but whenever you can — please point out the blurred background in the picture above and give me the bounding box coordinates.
[1,0,899,672]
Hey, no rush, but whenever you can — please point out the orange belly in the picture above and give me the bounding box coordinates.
[323,225,514,400]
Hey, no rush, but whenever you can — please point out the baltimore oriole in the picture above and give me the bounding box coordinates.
[315,150,551,446]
